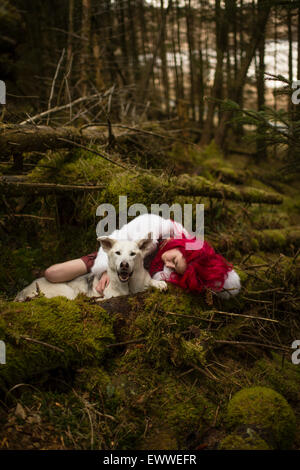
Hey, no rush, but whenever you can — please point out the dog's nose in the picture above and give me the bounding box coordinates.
[120,261,129,269]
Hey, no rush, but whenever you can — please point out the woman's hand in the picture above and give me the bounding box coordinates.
[96,271,110,294]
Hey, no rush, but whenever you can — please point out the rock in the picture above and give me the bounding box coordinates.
[219,428,270,450]
[225,386,296,449]
[15,403,26,420]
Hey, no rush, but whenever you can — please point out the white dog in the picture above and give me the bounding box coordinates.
[14,235,167,302]
[97,234,167,299]
[14,272,101,301]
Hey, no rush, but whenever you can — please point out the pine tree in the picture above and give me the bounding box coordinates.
[219,74,300,173]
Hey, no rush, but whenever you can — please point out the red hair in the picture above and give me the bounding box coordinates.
[149,236,233,293]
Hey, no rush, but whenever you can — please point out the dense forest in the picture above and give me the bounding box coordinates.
[0,0,300,455]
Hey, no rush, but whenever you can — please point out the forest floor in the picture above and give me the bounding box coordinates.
[0,127,299,450]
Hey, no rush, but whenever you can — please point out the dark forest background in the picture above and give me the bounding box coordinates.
[1,0,300,150]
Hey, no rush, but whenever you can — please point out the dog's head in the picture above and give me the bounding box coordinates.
[97,232,154,283]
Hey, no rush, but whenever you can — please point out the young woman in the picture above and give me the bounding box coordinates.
[44,213,241,299]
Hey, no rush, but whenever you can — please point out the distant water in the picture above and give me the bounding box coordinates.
[139,39,298,87]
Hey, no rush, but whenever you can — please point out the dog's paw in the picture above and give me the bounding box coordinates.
[151,280,168,291]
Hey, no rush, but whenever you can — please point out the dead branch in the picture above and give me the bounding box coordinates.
[19,336,65,353]
[0,176,105,195]
[19,94,101,126]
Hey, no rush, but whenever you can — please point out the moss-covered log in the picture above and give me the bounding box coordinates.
[174,174,283,205]
[0,170,283,205]
[0,296,115,392]
[0,124,143,161]
[0,285,220,392]
[0,125,100,160]
[211,226,300,253]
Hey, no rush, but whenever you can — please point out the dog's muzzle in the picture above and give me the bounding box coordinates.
[118,264,133,283]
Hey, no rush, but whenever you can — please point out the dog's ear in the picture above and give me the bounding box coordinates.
[137,232,153,253]
[97,237,116,253]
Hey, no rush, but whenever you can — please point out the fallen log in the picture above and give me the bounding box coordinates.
[0,175,105,195]
[174,174,283,205]
[0,295,116,392]
[211,226,300,252]
[0,172,283,205]
[0,124,108,160]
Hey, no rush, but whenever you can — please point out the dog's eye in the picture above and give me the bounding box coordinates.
[130,252,136,256]
[115,251,121,255]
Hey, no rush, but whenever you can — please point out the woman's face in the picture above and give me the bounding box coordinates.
[161,248,187,275]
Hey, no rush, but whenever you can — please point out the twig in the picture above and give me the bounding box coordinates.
[47,48,66,125]
[58,137,129,170]
[19,336,64,353]
[197,310,278,323]
[19,94,101,125]
[0,178,105,194]
[165,311,220,323]
[244,264,270,269]
[213,339,290,352]
[3,214,55,221]
[246,288,285,295]
[106,337,146,348]
[71,389,94,448]
[190,362,220,382]
[80,122,201,149]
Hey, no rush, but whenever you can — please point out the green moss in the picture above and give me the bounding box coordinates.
[0,296,115,391]
[257,229,286,249]
[219,431,270,450]
[125,286,211,369]
[251,353,300,403]
[234,267,248,284]
[28,148,119,185]
[166,143,203,172]
[176,337,207,367]
[201,141,225,161]
[132,371,215,449]
[74,366,112,393]
[139,428,178,450]
[226,386,296,449]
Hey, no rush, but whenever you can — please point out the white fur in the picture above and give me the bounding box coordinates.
[98,235,167,299]
[216,269,241,299]
[14,273,101,301]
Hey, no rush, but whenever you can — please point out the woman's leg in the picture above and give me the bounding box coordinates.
[44,259,88,283]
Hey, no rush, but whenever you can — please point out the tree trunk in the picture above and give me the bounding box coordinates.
[160,0,170,116]
[214,0,271,149]
[80,0,91,96]
[92,31,105,91]
[127,0,140,83]
[138,0,172,106]
[296,6,300,122]
[176,0,185,101]
[185,0,196,121]
[200,0,227,145]
[67,0,74,67]
[197,0,205,127]
[256,24,267,160]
